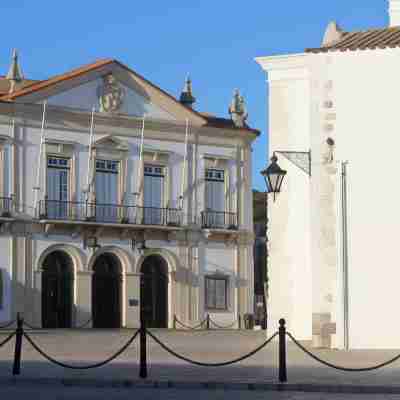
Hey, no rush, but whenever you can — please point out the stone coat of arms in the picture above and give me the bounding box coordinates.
[97,74,125,113]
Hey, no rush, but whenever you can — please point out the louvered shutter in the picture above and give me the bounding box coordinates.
[215,279,227,309]
[205,278,216,309]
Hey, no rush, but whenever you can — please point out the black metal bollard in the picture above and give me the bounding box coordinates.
[12,312,23,376]
[173,315,176,330]
[278,318,287,383]
[238,314,241,329]
[139,308,147,378]
[206,314,210,330]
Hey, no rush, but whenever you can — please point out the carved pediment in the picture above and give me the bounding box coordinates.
[97,74,125,113]
[93,135,129,151]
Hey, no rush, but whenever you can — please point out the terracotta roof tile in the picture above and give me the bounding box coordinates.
[0,58,260,135]
[203,114,260,135]
[0,77,41,96]
[0,59,113,100]
[306,26,400,53]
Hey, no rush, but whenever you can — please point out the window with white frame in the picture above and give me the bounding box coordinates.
[205,169,225,211]
[205,275,229,310]
[95,159,120,222]
[204,168,226,227]
[46,156,70,218]
[143,164,165,224]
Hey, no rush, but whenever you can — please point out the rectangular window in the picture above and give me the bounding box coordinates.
[205,169,225,211]
[46,156,70,219]
[143,164,165,225]
[95,159,119,222]
[204,169,225,227]
[205,276,228,310]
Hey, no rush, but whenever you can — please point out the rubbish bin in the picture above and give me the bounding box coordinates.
[243,313,255,330]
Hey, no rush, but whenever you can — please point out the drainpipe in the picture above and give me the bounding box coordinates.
[341,161,349,351]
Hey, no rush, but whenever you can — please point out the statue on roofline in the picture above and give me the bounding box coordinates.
[229,89,248,128]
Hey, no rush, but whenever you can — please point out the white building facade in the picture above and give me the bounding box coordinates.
[257,1,400,349]
[0,57,258,329]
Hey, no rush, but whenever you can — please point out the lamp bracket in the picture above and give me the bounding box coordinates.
[275,150,311,176]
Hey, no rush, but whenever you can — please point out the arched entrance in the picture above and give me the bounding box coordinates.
[42,251,74,328]
[92,253,122,328]
[140,255,168,328]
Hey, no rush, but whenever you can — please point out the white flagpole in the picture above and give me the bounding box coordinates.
[134,116,145,207]
[33,101,47,213]
[180,118,189,209]
[85,107,95,201]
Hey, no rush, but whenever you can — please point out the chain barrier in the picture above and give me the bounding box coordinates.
[286,332,400,372]
[147,329,278,367]
[22,320,42,330]
[173,315,207,330]
[23,329,139,370]
[0,320,16,329]
[8,314,400,381]
[209,317,238,329]
[74,318,92,329]
[0,332,15,348]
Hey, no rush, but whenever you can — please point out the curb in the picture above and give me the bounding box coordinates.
[1,378,400,394]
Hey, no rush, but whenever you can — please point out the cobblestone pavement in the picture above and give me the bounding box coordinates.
[1,329,400,391]
[1,385,400,400]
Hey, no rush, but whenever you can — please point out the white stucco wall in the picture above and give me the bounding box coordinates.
[258,46,400,349]
[257,56,312,339]
[331,48,400,348]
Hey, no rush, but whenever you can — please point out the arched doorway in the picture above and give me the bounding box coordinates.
[42,251,74,328]
[92,253,122,328]
[140,255,168,328]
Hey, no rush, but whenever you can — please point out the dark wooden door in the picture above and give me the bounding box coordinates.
[140,256,168,328]
[92,253,122,328]
[42,251,73,329]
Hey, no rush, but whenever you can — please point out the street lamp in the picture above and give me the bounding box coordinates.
[131,237,147,254]
[260,154,287,201]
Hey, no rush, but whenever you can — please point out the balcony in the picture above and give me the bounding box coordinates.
[38,200,183,227]
[201,210,238,230]
[0,196,13,217]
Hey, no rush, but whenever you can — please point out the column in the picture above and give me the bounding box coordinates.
[76,271,93,328]
[125,273,140,328]
[33,269,42,327]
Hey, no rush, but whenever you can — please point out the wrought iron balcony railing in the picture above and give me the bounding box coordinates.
[38,200,183,227]
[0,196,12,217]
[201,210,238,230]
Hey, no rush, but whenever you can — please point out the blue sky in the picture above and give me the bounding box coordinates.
[0,1,388,190]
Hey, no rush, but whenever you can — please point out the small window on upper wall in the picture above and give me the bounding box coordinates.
[47,157,70,168]
[95,159,119,173]
[144,164,165,177]
[205,275,228,311]
[205,169,224,182]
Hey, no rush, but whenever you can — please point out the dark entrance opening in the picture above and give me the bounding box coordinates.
[140,255,168,328]
[92,253,122,328]
[42,250,73,329]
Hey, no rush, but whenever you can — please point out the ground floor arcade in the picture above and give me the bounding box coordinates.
[0,233,254,329]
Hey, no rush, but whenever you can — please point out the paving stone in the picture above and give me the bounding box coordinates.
[2,329,400,394]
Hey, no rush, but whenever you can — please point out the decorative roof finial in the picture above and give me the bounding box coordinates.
[229,89,248,128]
[6,49,23,93]
[179,75,196,108]
[322,21,343,46]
